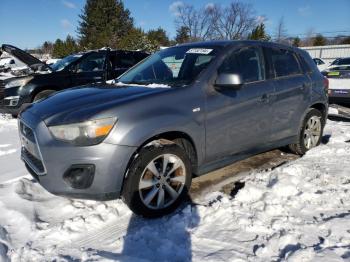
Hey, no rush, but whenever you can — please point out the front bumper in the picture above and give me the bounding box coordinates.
[1,96,30,115]
[20,110,137,200]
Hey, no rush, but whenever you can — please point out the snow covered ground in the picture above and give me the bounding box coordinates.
[0,115,27,183]
[0,113,350,261]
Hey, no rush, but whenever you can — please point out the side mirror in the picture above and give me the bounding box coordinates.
[214,73,243,90]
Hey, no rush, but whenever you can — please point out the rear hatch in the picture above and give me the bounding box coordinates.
[323,65,350,97]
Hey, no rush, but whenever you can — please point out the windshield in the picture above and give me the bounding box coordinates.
[331,58,350,66]
[118,46,219,87]
[50,54,82,71]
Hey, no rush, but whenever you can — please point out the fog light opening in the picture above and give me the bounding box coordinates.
[63,164,95,189]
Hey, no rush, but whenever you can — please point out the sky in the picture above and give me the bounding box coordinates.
[0,0,349,49]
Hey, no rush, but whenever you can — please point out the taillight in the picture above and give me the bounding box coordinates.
[323,77,329,94]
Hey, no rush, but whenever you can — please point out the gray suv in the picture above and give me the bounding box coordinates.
[18,41,328,217]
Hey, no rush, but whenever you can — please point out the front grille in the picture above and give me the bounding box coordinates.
[20,121,35,142]
[20,121,46,175]
[22,147,45,174]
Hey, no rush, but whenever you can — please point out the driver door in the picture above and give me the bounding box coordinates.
[205,46,275,163]
[71,52,107,86]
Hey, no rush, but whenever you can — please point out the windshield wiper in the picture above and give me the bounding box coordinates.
[120,80,152,85]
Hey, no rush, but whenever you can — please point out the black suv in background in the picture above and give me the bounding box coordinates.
[0,44,149,115]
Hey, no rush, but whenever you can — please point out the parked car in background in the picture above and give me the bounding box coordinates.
[322,63,350,105]
[313,58,328,71]
[18,40,328,217]
[1,44,149,116]
[330,57,350,66]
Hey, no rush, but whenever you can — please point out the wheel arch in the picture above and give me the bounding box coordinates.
[30,85,60,102]
[121,131,199,193]
[310,102,327,123]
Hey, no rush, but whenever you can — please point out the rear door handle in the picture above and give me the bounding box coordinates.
[301,83,311,90]
[259,94,269,103]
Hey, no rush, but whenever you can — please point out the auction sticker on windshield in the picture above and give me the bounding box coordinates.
[186,48,213,54]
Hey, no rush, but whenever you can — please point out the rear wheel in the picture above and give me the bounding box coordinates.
[289,108,324,155]
[33,90,56,102]
[122,142,192,218]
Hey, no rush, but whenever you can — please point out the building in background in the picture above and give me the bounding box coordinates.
[301,44,350,65]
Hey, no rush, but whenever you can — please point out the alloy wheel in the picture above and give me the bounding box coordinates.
[138,154,186,210]
[303,116,322,149]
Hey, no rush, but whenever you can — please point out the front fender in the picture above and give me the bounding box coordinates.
[105,113,205,164]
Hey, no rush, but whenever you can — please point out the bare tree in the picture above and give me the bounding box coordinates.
[207,2,256,40]
[303,28,315,46]
[174,4,209,41]
[174,1,256,41]
[275,16,288,43]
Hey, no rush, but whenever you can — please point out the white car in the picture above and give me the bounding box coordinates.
[322,60,350,105]
[313,58,328,71]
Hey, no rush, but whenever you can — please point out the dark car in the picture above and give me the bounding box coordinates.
[19,41,328,217]
[1,44,149,115]
[330,57,350,66]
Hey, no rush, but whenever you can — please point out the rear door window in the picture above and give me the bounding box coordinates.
[76,52,106,72]
[115,52,136,69]
[219,47,265,83]
[268,48,302,77]
[298,54,313,73]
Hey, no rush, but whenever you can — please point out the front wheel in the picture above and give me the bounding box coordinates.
[289,108,324,155]
[122,142,192,218]
[33,90,56,102]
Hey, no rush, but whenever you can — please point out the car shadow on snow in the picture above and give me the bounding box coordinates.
[91,195,200,262]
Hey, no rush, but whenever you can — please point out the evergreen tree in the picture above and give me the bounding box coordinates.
[247,23,270,41]
[175,26,190,44]
[65,35,79,54]
[313,34,327,46]
[147,27,170,47]
[292,37,301,47]
[78,0,133,49]
[52,35,79,58]
[52,39,65,58]
[118,28,158,52]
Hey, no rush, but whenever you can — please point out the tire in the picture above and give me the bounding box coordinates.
[33,90,56,102]
[289,108,324,155]
[122,142,192,218]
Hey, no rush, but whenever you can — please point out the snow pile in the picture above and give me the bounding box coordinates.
[0,115,27,183]
[0,115,349,261]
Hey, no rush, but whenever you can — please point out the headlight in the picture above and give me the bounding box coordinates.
[5,77,33,89]
[48,117,117,146]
